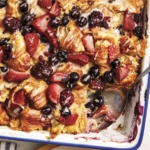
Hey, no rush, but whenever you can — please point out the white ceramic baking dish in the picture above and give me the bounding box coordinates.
[0,1,150,150]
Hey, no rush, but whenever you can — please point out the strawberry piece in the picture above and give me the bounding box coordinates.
[82,34,95,52]
[104,114,116,123]
[115,67,129,83]
[50,72,68,82]
[58,114,78,125]
[92,104,109,119]
[32,14,50,33]
[47,83,63,104]
[44,27,58,47]
[108,44,120,63]
[123,9,135,31]
[25,33,39,57]
[38,0,52,9]
[49,2,60,17]
[68,54,89,66]
[0,46,4,62]
[5,69,30,82]
[14,90,28,106]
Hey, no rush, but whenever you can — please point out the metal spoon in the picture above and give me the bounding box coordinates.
[99,66,150,130]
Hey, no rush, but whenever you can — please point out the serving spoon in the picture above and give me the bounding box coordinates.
[99,65,150,130]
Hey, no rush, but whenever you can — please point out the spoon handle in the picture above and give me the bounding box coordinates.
[135,66,150,84]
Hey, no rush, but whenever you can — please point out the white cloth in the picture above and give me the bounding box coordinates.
[0,142,17,150]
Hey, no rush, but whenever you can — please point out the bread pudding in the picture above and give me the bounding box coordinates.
[0,0,147,139]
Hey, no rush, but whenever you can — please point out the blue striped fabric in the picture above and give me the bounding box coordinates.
[0,142,17,150]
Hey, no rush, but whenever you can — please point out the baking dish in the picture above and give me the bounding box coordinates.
[0,1,150,150]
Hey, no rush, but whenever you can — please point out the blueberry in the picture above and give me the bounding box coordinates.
[93,94,104,107]
[57,50,68,62]
[1,66,8,72]
[85,101,95,111]
[69,6,81,19]
[76,16,87,27]
[104,71,114,84]
[19,1,28,12]
[4,43,13,51]
[40,34,48,43]
[89,66,100,78]
[133,26,143,39]
[49,55,59,66]
[49,46,59,54]
[0,38,9,46]
[21,12,35,25]
[0,0,7,8]
[61,106,71,117]
[61,14,69,26]
[50,18,61,28]
[41,105,52,116]
[110,58,120,68]
[69,72,79,83]
[62,78,76,89]
[81,74,91,84]
[22,25,32,35]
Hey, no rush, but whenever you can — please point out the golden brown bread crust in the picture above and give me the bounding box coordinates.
[0,105,10,125]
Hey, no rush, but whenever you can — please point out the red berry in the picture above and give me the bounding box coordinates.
[123,9,135,31]
[0,46,4,62]
[50,72,68,83]
[49,2,60,17]
[32,14,50,33]
[47,83,63,104]
[68,53,89,66]
[25,33,39,57]
[38,0,52,9]
[60,90,74,107]
[44,27,58,47]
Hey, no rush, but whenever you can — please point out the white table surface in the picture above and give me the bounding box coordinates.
[1,100,150,150]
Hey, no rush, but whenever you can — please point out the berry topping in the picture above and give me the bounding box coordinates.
[69,6,81,20]
[57,50,68,62]
[60,106,71,118]
[31,60,53,80]
[50,72,68,83]
[49,46,59,54]
[0,47,4,62]
[0,38,9,46]
[110,58,120,68]
[62,78,76,89]
[14,89,28,106]
[89,78,105,90]
[133,26,143,39]
[3,43,13,51]
[123,9,135,31]
[1,66,8,72]
[81,74,91,84]
[47,83,63,104]
[21,12,35,25]
[68,54,89,66]
[93,94,104,107]
[41,105,52,116]
[50,18,61,28]
[49,2,60,17]
[44,27,58,47]
[25,33,39,57]
[133,13,142,24]
[32,14,50,33]
[104,71,114,84]
[88,11,103,27]
[22,25,33,35]
[49,55,59,66]
[58,114,78,125]
[76,16,87,27]
[115,66,129,83]
[69,72,79,83]
[60,90,74,107]
[108,44,120,63]
[19,1,29,12]
[0,0,7,8]
[5,69,30,82]
[3,17,22,33]
[61,14,69,26]
[85,101,95,112]
[38,0,52,9]
[88,66,100,78]
[82,34,95,52]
